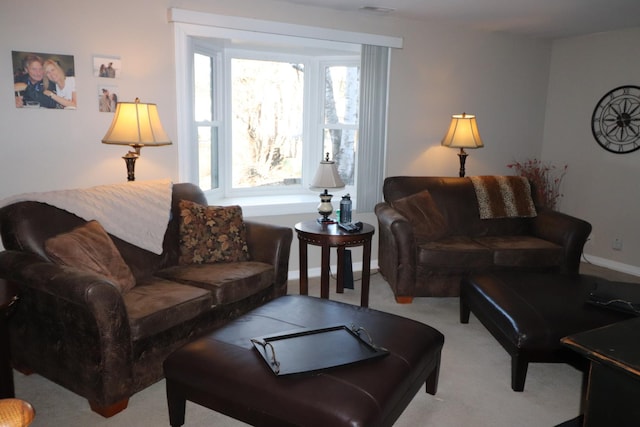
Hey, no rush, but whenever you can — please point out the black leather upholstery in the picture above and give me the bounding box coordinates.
[164,295,445,427]
[460,272,632,391]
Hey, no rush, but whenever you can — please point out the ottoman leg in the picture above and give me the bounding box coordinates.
[166,380,186,427]
[511,355,528,392]
[425,352,441,395]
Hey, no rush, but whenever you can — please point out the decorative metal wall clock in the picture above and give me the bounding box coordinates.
[591,85,640,154]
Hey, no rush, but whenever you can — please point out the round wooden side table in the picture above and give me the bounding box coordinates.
[0,279,19,399]
[294,220,375,307]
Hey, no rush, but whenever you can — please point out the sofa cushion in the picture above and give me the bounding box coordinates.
[178,200,249,265]
[474,235,563,267]
[156,261,274,305]
[44,220,136,293]
[124,277,212,340]
[418,236,493,268]
[391,190,448,241]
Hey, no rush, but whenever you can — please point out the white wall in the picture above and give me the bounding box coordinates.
[543,27,640,276]
[8,0,621,277]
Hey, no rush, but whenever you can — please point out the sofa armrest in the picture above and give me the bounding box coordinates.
[532,210,592,275]
[0,250,134,403]
[244,221,293,297]
[374,203,418,301]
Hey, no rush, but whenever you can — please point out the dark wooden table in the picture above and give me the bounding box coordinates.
[561,317,640,427]
[0,278,19,398]
[294,221,374,307]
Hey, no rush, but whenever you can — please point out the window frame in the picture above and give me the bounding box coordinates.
[222,48,314,198]
[189,40,361,205]
[193,40,224,197]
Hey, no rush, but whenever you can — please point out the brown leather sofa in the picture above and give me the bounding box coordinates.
[375,176,591,302]
[0,183,292,417]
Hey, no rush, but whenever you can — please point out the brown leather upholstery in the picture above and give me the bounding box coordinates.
[164,295,444,427]
[375,176,592,300]
[460,272,632,391]
[0,183,293,417]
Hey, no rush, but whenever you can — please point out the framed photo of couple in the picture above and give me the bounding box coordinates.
[93,56,121,79]
[12,50,77,110]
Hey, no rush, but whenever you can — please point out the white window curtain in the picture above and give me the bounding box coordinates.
[357,44,390,212]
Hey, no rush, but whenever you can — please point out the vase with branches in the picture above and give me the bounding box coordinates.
[507,158,567,210]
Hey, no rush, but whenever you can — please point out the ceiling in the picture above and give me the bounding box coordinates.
[273,0,640,39]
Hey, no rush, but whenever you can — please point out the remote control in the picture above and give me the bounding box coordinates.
[338,221,363,233]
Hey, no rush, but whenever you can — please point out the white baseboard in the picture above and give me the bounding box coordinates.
[582,253,640,277]
[288,260,379,281]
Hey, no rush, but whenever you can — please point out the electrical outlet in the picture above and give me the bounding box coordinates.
[613,238,623,251]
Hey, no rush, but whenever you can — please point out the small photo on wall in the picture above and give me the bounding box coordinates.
[93,56,121,78]
[12,50,77,110]
[98,85,118,113]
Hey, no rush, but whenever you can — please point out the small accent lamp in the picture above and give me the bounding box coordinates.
[310,153,345,223]
[102,98,172,181]
[441,113,484,177]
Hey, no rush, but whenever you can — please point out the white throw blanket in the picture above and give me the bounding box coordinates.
[0,179,173,254]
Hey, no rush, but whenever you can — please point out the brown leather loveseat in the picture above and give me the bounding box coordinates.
[0,183,292,417]
[375,176,591,302]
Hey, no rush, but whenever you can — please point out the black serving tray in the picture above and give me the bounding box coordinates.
[588,280,640,316]
[250,324,389,376]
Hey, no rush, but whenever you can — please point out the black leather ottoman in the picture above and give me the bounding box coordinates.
[164,295,444,427]
[460,272,632,391]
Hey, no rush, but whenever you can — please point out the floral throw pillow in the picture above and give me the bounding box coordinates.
[178,200,250,264]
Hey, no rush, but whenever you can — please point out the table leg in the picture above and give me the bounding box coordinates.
[336,246,345,294]
[299,239,308,296]
[320,245,331,299]
[361,239,372,308]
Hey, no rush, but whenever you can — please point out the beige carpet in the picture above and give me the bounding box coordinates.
[13,263,638,427]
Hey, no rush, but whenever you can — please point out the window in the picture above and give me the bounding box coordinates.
[192,41,360,201]
[229,57,305,191]
[193,50,220,191]
[170,8,401,214]
[322,64,360,185]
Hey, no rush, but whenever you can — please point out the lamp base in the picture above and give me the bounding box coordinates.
[316,189,335,224]
[123,151,139,181]
[457,148,469,178]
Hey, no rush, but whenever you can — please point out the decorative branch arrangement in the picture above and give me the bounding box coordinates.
[507,158,567,210]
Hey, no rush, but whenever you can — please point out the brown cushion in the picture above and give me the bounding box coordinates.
[156,262,274,305]
[392,190,448,241]
[179,200,250,264]
[44,220,136,293]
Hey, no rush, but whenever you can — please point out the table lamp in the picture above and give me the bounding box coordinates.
[441,113,484,177]
[310,153,345,223]
[102,98,172,181]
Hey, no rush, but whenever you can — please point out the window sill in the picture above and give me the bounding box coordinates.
[205,193,322,217]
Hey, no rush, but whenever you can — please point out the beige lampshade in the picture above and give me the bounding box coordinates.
[310,155,345,190]
[441,113,484,149]
[102,98,172,148]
